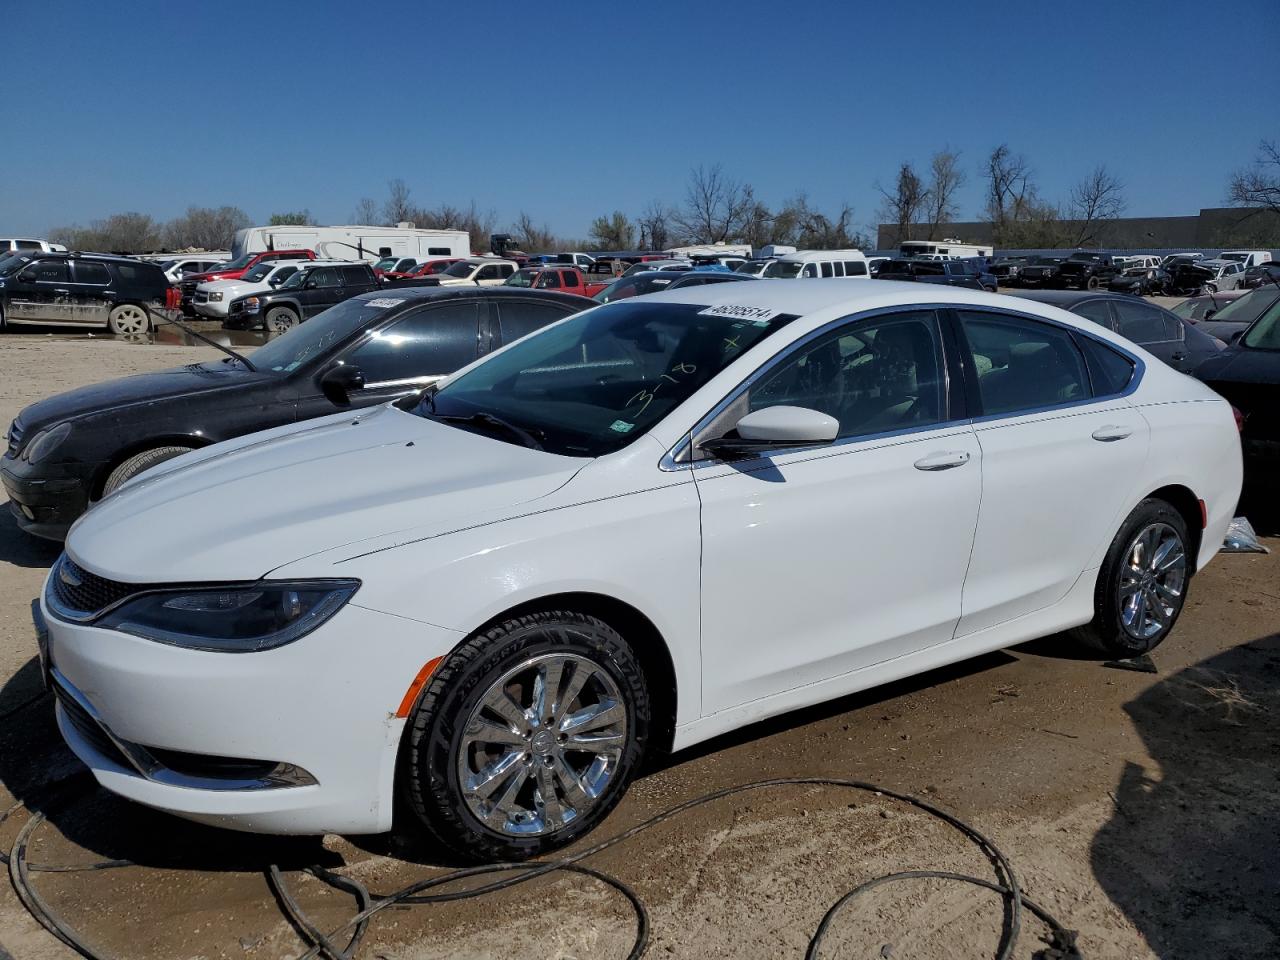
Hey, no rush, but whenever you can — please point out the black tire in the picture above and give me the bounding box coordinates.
[101,445,193,496]
[1070,498,1192,657]
[401,609,651,862]
[0,304,6,332]
[265,306,299,333]
[1086,276,1100,291]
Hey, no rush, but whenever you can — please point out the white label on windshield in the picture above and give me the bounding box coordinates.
[365,298,405,308]
[698,303,778,324]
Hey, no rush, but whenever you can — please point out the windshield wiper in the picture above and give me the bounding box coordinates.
[430,412,545,451]
[161,314,257,371]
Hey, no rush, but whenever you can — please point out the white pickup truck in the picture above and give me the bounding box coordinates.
[192,260,340,318]
[434,256,519,287]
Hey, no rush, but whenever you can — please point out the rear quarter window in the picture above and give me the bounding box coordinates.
[1079,336,1136,396]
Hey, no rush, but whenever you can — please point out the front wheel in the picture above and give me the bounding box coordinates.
[1205,282,1218,294]
[1071,499,1191,657]
[1086,276,1100,290]
[401,610,650,862]
[101,445,193,496]
[264,306,299,333]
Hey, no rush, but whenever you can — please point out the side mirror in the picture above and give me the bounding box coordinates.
[319,364,365,405]
[269,275,283,286]
[1229,330,1243,344]
[17,268,37,282]
[304,278,319,289]
[701,405,839,460]
[1203,309,1216,320]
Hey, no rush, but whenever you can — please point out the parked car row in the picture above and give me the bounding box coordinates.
[993,249,1271,296]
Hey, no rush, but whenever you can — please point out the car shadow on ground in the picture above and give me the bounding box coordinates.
[1091,631,1280,957]
[0,658,337,874]
[0,504,62,569]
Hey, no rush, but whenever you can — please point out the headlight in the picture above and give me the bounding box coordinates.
[21,422,71,464]
[208,291,223,302]
[97,580,359,652]
[244,296,261,313]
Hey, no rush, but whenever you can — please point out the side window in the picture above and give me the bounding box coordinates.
[1113,300,1171,343]
[845,261,868,276]
[1162,312,1185,342]
[957,311,1089,416]
[499,264,515,278]
[1071,300,1113,329]
[820,261,834,278]
[341,265,370,284]
[1079,336,1137,396]
[309,267,341,289]
[274,266,299,284]
[15,240,43,250]
[562,271,580,288]
[496,300,574,345]
[747,310,946,439]
[802,263,818,278]
[28,260,70,282]
[344,302,480,383]
[536,270,561,289]
[427,247,450,256]
[478,265,501,281]
[72,261,111,285]
[833,261,845,277]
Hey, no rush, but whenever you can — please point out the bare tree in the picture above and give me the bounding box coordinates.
[510,211,558,252]
[674,164,754,243]
[982,144,1036,236]
[382,178,415,225]
[351,197,380,225]
[924,149,965,239]
[1228,139,1280,218]
[164,206,251,250]
[876,162,927,247]
[588,211,635,250]
[415,201,496,249]
[1068,165,1126,246]
[50,212,164,253]
[637,201,673,251]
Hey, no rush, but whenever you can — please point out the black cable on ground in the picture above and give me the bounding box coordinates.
[5,776,1080,960]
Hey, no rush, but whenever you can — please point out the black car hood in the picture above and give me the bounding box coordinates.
[15,361,268,433]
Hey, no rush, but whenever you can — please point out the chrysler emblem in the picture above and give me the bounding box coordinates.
[59,561,83,588]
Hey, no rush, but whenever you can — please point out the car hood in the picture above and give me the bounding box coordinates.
[13,361,267,435]
[65,404,587,583]
[198,278,251,292]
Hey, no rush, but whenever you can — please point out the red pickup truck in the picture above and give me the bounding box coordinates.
[177,249,316,314]
[503,265,594,297]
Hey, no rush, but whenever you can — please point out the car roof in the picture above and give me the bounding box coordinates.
[13,251,148,265]
[348,286,594,308]
[1009,289,1131,307]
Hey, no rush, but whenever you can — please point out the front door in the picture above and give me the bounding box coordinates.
[8,259,72,323]
[301,267,342,317]
[950,309,1151,636]
[695,309,982,714]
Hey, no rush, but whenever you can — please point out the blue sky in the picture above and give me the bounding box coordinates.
[1,1,1275,241]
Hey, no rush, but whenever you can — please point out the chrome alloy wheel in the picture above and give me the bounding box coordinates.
[110,305,149,335]
[456,653,628,836]
[1118,521,1187,641]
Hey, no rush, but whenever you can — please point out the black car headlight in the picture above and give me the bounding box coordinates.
[97,580,359,652]
[21,422,71,464]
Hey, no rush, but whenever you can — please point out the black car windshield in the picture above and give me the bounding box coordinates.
[420,301,797,457]
[242,262,276,282]
[591,273,677,303]
[1241,298,1280,350]
[0,253,31,276]
[247,297,398,373]
[1069,253,1102,261]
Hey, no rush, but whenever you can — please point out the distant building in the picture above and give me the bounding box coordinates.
[877,207,1280,252]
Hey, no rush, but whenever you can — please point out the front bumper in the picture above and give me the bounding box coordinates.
[41,591,463,835]
[192,299,230,319]
[1,457,95,540]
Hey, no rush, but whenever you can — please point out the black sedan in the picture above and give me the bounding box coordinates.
[1196,299,1280,475]
[1107,266,1169,296]
[1013,290,1225,374]
[1187,288,1280,345]
[591,269,754,303]
[1,287,591,539]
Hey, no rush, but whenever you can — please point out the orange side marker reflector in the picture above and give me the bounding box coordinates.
[396,656,443,718]
[1198,499,1207,529]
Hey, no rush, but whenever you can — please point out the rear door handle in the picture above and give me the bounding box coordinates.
[914,450,971,471]
[1091,425,1133,442]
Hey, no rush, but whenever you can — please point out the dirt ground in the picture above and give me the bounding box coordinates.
[0,331,1277,960]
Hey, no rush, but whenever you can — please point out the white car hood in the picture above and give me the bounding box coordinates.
[67,405,586,583]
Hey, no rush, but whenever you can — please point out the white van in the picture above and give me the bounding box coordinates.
[762,250,871,279]
[1220,250,1273,268]
[899,239,993,259]
[0,238,67,254]
[435,257,519,287]
[231,223,470,264]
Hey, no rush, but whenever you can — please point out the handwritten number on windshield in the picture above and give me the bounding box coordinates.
[627,363,697,416]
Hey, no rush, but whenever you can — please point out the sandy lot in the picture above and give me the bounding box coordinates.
[0,332,1276,959]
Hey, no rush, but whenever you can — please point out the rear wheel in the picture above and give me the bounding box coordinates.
[101,445,193,496]
[1086,276,1100,290]
[265,306,299,333]
[1071,499,1191,657]
[107,303,150,336]
[401,610,650,862]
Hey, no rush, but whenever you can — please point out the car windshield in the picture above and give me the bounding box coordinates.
[591,273,676,303]
[443,261,476,278]
[1220,253,1248,263]
[374,258,398,270]
[419,301,797,457]
[505,269,537,288]
[277,270,309,290]
[242,263,276,282]
[0,254,31,276]
[1206,289,1274,322]
[219,254,255,271]
[763,261,804,279]
[1069,253,1101,262]
[247,297,396,373]
[1241,298,1280,350]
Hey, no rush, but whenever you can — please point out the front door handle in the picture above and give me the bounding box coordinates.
[1091,425,1133,442]
[914,450,971,471]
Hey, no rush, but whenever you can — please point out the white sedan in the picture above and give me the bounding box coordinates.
[40,282,1241,861]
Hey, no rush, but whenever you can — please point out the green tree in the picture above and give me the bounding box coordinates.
[588,211,635,250]
[268,210,315,226]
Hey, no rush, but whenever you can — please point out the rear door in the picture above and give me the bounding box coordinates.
[1112,298,1190,370]
[952,308,1149,636]
[68,259,114,326]
[492,298,581,349]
